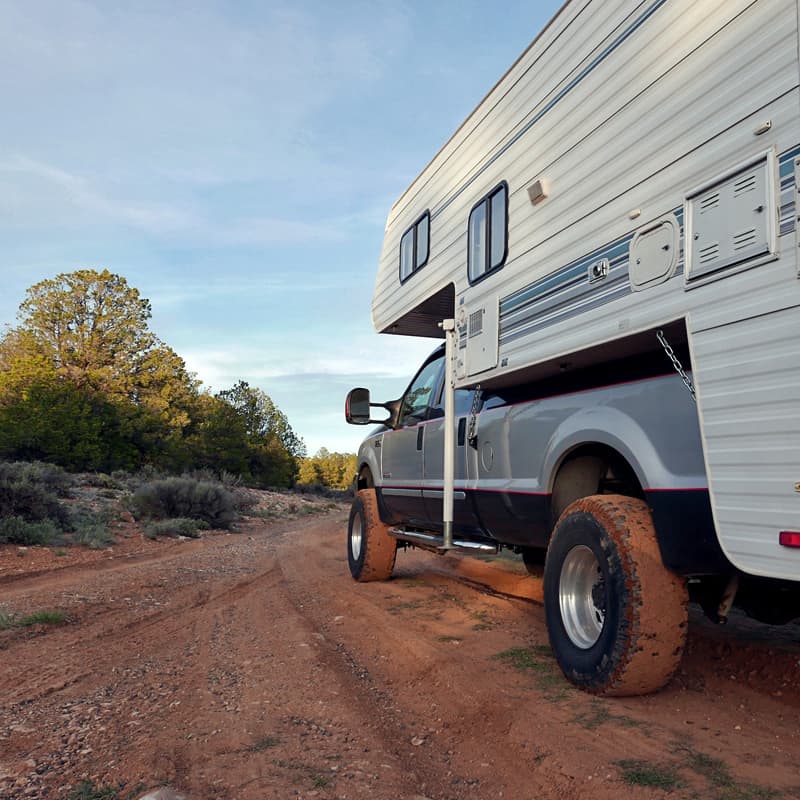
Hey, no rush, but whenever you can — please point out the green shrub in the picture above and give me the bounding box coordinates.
[0,515,60,545]
[144,517,207,539]
[131,477,237,529]
[110,469,132,485]
[71,524,114,549]
[0,460,72,496]
[18,609,66,627]
[0,608,67,629]
[68,507,114,549]
[294,482,336,498]
[122,464,167,492]
[231,488,259,514]
[182,467,219,483]
[294,482,352,500]
[0,465,70,528]
[75,472,125,490]
[68,779,120,800]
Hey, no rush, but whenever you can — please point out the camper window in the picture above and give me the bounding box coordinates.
[468,182,508,283]
[399,211,431,283]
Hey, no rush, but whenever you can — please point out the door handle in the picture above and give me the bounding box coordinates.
[457,417,466,447]
[416,426,424,451]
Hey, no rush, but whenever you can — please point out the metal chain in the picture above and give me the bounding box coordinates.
[656,329,696,402]
[467,385,483,447]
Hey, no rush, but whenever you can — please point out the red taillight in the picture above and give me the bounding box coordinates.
[779,531,800,548]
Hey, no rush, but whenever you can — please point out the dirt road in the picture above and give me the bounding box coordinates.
[1,510,799,799]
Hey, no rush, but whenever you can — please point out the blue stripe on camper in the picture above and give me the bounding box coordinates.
[499,232,635,345]
[497,143,798,346]
[498,208,690,346]
[432,0,669,221]
[779,147,798,238]
[779,146,800,177]
[498,210,687,345]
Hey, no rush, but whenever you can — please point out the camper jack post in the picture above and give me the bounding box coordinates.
[440,318,456,550]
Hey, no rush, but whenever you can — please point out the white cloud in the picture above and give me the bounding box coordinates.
[181,333,436,393]
[0,153,384,245]
[0,155,197,234]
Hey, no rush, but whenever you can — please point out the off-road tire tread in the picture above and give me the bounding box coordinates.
[351,489,397,582]
[550,494,688,696]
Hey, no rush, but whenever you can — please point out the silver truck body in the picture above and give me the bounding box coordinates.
[357,347,722,575]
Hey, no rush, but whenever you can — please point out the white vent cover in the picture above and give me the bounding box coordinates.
[685,152,776,282]
[464,296,499,377]
[629,214,679,290]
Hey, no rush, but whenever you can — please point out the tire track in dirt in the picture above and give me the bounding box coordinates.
[1,512,799,799]
[276,522,800,800]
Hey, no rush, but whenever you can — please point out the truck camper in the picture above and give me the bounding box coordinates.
[345,0,800,695]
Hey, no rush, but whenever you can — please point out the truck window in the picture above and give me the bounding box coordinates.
[399,354,444,425]
[431,384,475,417]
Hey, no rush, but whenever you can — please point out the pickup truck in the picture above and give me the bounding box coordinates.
[344,342,800,696]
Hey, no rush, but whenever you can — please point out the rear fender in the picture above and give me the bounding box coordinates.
[543,407,679,493]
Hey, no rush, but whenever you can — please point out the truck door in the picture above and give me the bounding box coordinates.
[379,352,445,526]
[422,387,483,532]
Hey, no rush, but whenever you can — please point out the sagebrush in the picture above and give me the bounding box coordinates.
[0,461,70,542]
[0,515,60,546]
[131,477,238,529]
[144,517,208,539]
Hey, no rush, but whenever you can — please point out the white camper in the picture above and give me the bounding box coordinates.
[372,0,800,585]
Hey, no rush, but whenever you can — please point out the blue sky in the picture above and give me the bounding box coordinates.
[0,0,562,456]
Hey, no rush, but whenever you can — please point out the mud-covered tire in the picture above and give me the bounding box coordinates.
[347,489,397,582]
[543,494,688,696]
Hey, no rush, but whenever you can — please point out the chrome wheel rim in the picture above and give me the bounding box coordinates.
[559,545,605,649]
[350,515,363,561]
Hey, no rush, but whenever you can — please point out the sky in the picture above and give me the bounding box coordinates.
[0,0,563,456]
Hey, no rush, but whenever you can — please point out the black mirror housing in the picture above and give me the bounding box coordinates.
[345,388,372,424]
[345,389,397,427]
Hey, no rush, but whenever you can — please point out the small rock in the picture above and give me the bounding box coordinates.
[136,789,187,800]
[411,736,426,747]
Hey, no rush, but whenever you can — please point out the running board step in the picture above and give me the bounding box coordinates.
[388,528,498,554]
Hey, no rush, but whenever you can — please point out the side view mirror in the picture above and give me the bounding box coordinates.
[344,388,395,426]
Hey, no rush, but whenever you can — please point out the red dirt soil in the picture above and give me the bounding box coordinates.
[1,509,799,800]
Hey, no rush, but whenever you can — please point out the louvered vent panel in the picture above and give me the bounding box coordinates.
[468,309,484,338]
[733,174,756,196]
[700,192,720,211]
[699,243,720,265]
[687,155,772,282]
[733,228,757,251]
[464,298,499,377]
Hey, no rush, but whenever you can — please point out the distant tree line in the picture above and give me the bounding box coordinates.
[297,448,357,491]
[0,269,314,487]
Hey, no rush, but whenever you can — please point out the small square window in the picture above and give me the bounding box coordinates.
[468,182,508,283]
[398,211,431,283]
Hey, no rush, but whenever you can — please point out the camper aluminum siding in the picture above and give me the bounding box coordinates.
[371,0,800,582]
